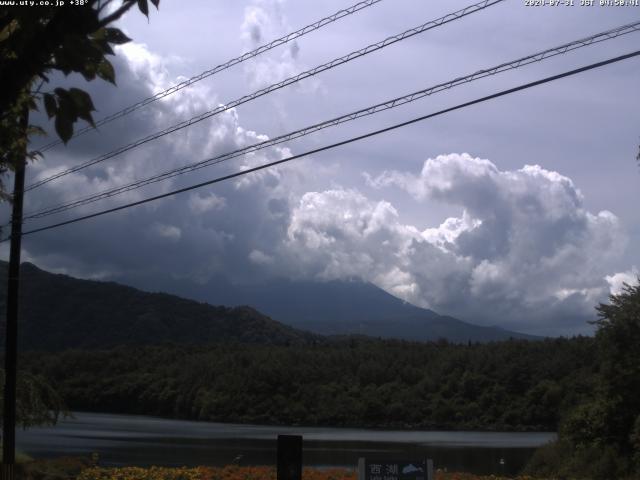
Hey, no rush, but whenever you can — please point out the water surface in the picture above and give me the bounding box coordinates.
[17,412,556,476]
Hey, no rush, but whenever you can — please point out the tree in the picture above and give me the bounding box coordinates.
[526,280,640,479]
[0,368,67,429]
[592,281,640,456]
[561,281,640,448]
[0,0,159,198]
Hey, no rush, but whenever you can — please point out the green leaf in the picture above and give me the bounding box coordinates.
[27,96,38,111]
[68,88,96,127]
[104,27,131,45]
[0,19,18,43]
[91,27,106,41]
[96,59,116,84]
[68,88,95,112]
[27,126,46,137]
[54,109,74,144]
[79,63,98,82]
[54,92,78,144]
[91,35,114,56]
[53,32,110,83]
[54,36,102,76]
[77,110,95,127]
[53,87,69,99]
[43,93,57,119]
[137,0,149,17]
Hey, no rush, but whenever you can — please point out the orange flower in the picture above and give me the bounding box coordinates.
[77,465,542,480]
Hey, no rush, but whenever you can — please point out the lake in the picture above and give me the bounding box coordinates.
[16,412,556,476]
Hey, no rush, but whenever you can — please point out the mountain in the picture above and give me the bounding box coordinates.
[120,274,540,343]
[0,261,538,350]
[0,262,319,351]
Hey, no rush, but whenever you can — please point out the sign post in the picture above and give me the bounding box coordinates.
[358,458,433,480]
[277,434,302,480]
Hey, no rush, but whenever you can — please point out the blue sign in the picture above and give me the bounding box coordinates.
[358,459,433,480]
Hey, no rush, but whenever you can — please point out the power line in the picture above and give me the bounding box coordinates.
[8,49,639,242]
[25,0,505,192]
[22,20,640,221]
[36,0,385,153]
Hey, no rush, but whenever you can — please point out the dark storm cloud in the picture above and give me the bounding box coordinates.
[5,0,639,336]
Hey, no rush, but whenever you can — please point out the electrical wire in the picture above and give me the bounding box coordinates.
[25,0,505,192]
[6,49,638,242]
[22,20,640,221]
[36,0,385,153]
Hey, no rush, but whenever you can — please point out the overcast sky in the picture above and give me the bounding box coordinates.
[3,0,640,336]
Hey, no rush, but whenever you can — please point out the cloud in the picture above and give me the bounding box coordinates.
[188,192,226,214]
[249,249,275,265]
[151,223,181,241]
[285,188,472,308]
[605,267,639,296]
[286,154,628,334]
[241,0,286,47]
[16,39,318,285]
[115,42,171,96]
[241,0,295,88]
[12,27,634,337]
[239,0,320,95]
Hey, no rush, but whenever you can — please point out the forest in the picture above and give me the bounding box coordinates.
[21,336,596,431]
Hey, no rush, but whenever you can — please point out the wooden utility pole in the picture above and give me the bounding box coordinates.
[2,107,28,480]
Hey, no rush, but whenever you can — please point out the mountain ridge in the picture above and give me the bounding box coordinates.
[118,270,541,342]
[0,261,319,351]
[0,261,539,350]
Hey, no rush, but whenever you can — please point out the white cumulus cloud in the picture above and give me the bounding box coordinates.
[287,153,629,334]
[605,267,639,296]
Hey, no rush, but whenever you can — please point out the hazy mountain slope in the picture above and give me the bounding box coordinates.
[121,275,540,342]
[0,262,318,351]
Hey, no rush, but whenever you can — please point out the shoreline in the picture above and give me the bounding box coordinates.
[57,410,559,436]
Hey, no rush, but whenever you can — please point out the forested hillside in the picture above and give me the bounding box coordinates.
[0,261,537,348]
[0,262,319,350]
[22,336,597,431]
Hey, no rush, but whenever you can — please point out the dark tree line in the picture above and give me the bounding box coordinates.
[22,336,597,432]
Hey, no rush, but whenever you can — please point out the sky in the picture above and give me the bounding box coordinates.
[2,0,640,336]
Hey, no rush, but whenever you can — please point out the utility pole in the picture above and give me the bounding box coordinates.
[2,106,28,480]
